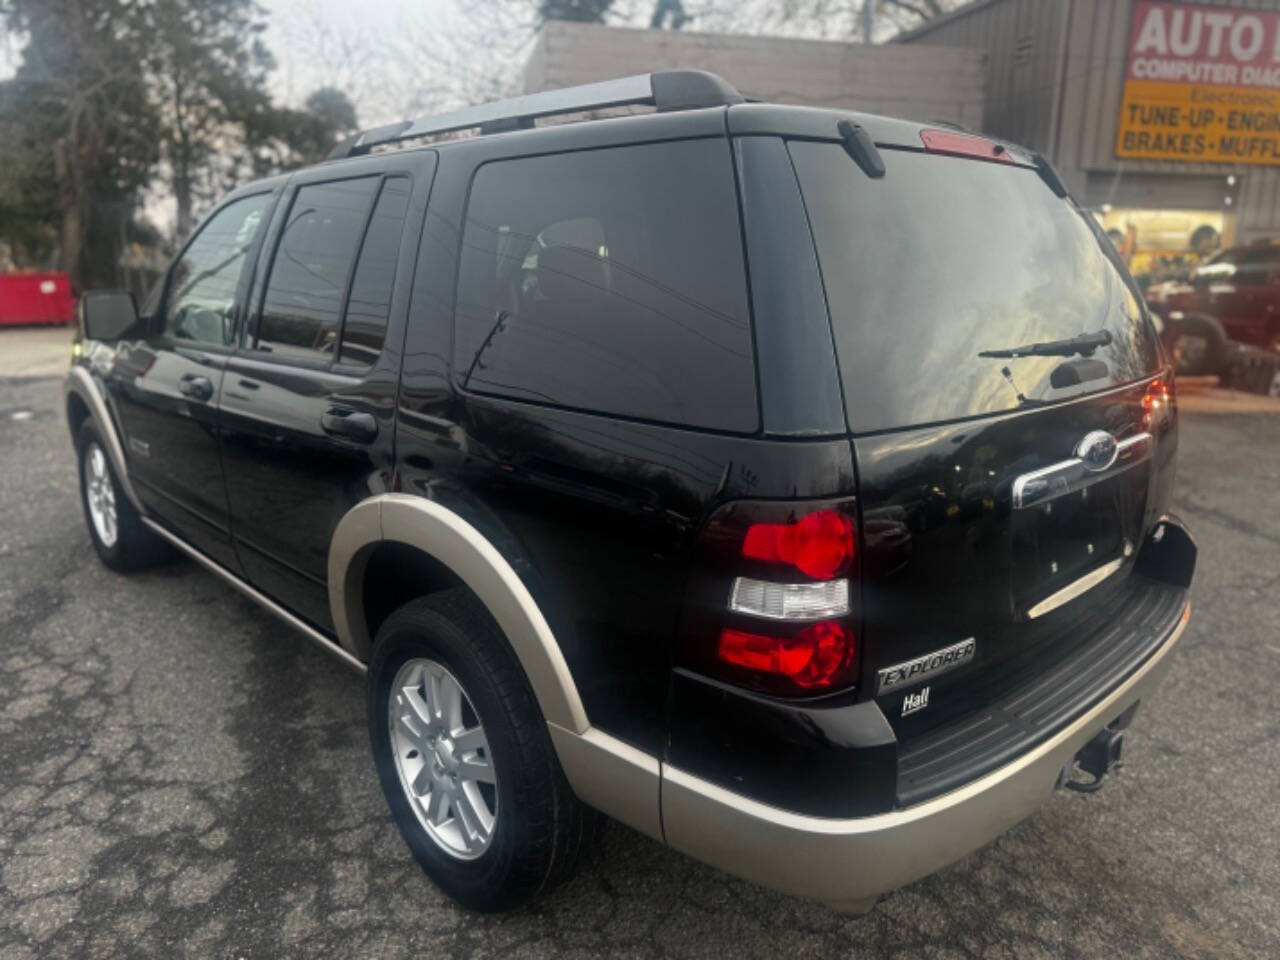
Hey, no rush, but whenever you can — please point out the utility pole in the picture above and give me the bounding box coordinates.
[862,0,876,42]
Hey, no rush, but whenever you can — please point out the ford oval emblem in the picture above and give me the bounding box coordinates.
[1075,430,1119,473]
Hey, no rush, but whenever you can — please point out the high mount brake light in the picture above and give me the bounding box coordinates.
[741,509,855,580]
[920,128,1014,164]
[717,622,856,689]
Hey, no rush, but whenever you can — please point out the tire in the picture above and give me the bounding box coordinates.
[367,589,595,911]
[76,419,170,572]
[1164,314,1228,376]
[1189,224,1221,257]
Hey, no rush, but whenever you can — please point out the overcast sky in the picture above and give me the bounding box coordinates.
[0,0,866,232]
[265,0,442,124]
[2,1,869,125]
[264,0,442,125]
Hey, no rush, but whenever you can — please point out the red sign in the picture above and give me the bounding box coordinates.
[1127,1,1280,89]
[1118,2,1280,163]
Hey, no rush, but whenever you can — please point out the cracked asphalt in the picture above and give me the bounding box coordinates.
[2,353,1279,957]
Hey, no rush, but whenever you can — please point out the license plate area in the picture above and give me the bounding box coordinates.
[1011,468,1146,617]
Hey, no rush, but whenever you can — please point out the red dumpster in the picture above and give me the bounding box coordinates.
[0,272,76,326]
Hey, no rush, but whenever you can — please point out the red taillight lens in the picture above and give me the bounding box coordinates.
[717,621,856,689]
[741,509,854,580]
[682,498,861,697]
[1142,375,1173,428]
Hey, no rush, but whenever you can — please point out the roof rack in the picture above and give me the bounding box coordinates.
[327,70,744,160]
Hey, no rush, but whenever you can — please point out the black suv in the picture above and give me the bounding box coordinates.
[67,71,1196,914]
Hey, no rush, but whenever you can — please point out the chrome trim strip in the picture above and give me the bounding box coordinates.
[547,723,663,842]
[660,604,1189,909]
[1012,432,1153,510]
[64,366,144,512]
[140,517,367,674]
[1027,555,1126,620]
[328,494,590,733]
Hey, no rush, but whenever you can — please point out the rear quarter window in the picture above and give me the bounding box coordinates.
[789,143,1162,433]
[452,139,757,432]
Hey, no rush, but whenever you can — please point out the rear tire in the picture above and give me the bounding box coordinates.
[76,420,169,572]
[367,589,595,911]
[1165,314,1227,376]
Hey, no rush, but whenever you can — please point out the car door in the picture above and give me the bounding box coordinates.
[396,135,761,755]
[110,191,276,570]
[218,152,436,630]
[1223,245,1280,346]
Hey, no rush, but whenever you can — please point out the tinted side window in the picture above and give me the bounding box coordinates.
[163,194,270,346]
[453,139,756,432]
[257,178,378,363]
[341,177,411,366]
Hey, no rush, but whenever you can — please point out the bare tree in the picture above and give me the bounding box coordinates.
[382,2,542,118]
[270,0,966,140]
[274,0,386,117]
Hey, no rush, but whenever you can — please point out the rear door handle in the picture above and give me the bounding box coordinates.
[321,407,377,443]
[178,374,214,402]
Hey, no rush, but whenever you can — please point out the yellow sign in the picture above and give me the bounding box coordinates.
[1117,80,1280,164]
[1117,1,1280,165]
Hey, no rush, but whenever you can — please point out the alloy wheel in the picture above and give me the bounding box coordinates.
[84,443,118,548]
[388,657,498,860]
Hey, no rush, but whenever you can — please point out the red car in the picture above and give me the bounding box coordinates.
[1145,242,1280,376]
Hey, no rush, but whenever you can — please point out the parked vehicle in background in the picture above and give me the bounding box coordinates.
[1145,240,1280,376]
[65,71,1196,916]
[0,272,75,326]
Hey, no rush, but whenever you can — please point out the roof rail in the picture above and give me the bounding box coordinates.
[327,70,744,160]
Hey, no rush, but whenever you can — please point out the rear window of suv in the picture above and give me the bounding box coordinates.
[453,139,757,433]
[789,143,1162,434]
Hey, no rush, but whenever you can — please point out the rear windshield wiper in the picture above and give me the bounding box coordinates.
[978,329,1113,359]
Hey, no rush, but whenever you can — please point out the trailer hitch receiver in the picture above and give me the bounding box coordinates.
[1058,707,1136,794]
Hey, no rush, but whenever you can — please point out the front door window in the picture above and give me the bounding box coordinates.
[163,194,271,346]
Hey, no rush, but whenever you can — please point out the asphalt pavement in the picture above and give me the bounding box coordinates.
[1,336,1278,958]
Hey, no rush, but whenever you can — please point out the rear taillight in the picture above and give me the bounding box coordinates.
[741,509,854,579]
[717,621,856,689]
[679,499,860,697]
[1142,374,1173,429]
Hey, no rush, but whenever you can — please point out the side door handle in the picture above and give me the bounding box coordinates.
[321,407,378,443]
[179,374,214,402]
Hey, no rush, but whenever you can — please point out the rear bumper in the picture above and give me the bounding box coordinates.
[658,601,1189,911]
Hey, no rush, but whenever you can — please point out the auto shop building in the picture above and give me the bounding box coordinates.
[902,0,1280,284]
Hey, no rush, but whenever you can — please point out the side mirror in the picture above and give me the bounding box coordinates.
[80,291,141,342]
